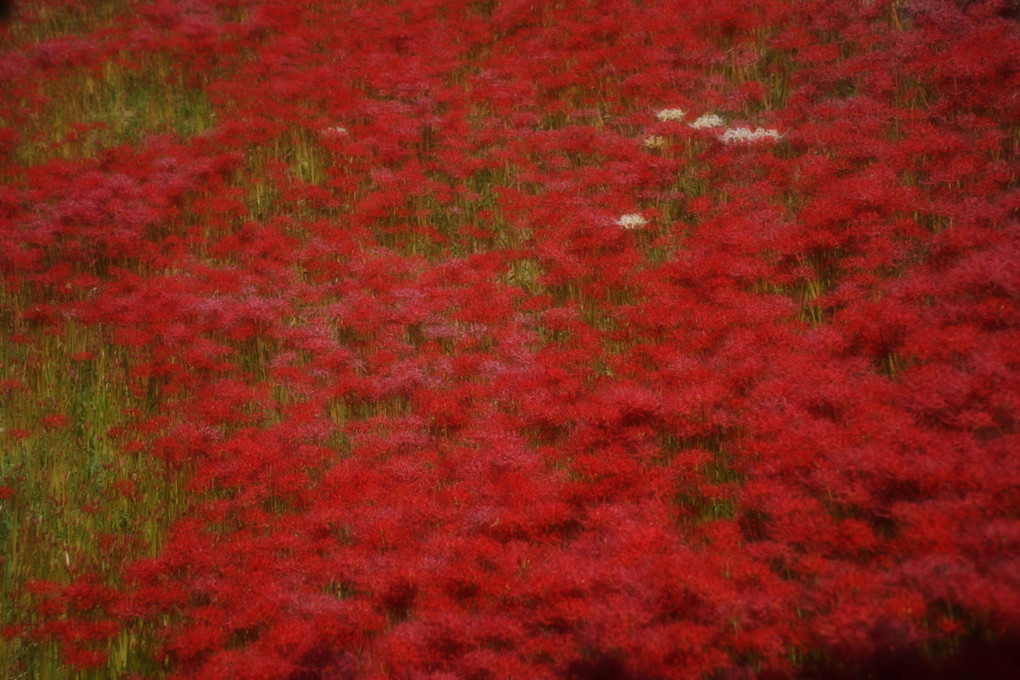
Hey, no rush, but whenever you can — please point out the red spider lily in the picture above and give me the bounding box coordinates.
[3,0,1019,678]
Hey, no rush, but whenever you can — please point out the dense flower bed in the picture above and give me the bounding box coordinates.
[1,1,1018,678]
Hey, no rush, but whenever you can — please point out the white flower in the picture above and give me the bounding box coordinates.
[321,126,348,139]
[655,108,686,122]
[616,214,648,229]
[718,126,782,143]
[643,135,668,150]
[690,114,725,129]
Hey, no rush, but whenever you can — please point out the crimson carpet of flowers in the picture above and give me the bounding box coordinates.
[1,1,1019,678]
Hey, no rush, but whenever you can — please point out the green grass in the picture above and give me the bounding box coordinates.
[0,315,181,679]
[10,56,214,166]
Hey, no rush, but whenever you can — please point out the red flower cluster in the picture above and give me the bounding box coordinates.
[1,0,1018,678]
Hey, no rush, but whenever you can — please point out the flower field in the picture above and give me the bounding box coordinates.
[1,0,1019,678]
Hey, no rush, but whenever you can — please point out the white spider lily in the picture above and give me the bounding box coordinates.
[616,214,649,229]
[690,114,725,129]
[655,108,686,122]
[718,126,782,143]
[643,135,668,150]
[321,126,348,138]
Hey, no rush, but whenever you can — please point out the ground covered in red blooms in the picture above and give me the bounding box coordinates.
[1,1,1019,678]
